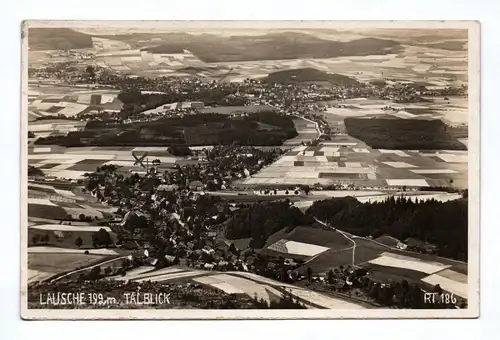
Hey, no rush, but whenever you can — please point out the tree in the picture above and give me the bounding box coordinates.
[31,234,40,245]
[78,214,86,222]
[75,236,83,248]
[121,259,130,271]
[85,65,96,80]
[306,267,313,282]
[327,269,334,284]
[168,145,192,157]
[88,266,101,280]
[228,243,238,255]
[92,228,113,247]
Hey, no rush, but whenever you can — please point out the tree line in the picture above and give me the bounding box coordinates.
[307,196,468,261]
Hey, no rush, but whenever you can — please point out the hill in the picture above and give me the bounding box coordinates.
[28,28,94,50]
[264,68,359,85]
[141,32,400,62]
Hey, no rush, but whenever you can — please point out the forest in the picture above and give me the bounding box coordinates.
[35,112,298,147]
[224,200,314,249]
[344,118,468,150]
[306,196,468,261]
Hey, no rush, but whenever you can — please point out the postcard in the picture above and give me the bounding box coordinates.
[21,20,480,319]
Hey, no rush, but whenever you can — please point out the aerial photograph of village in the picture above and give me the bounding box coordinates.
[24,23,470,312]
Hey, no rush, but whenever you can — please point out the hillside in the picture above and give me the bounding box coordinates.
[264,68,359,85]
[28,28,94,50]
[141,33,400,62]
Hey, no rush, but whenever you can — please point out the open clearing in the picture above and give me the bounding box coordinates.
[367,253,450,274]
[267,240,330,257]
[28,252,107,282]
[421,272,468,298]
[28,246,120,255]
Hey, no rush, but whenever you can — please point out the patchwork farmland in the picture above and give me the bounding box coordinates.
[26,26,472,312]
[242,142,467,189]
[27,145,203,180]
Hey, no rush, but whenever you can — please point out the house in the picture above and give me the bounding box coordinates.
[157,184,179,192]
[188,180,204,191]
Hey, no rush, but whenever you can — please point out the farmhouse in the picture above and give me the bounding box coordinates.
[188,180,204,191]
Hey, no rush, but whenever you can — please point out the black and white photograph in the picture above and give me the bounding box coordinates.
[20,20,480,319]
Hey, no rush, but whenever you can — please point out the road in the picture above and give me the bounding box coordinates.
[313,217,357,266]
[313,217,467,265]
[48,255,129,283]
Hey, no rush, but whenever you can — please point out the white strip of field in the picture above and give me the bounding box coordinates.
[353,148,370,153]
[284,241,330,256]
[29,224,112,232]
[268,240,329,257]
[28,198,59,206]
[378,150,410,157]
[436,268,468,283]
[33,147,52,153]
[410,169,458,174]
[421,273,468,298]
[309,190,385,197]
[386,179,429,187]
[368,253,450,274]
[437,154,468,163]
[320,146,340,153]
[227,272,297,289]
[44,170,89,179]
[194,275,243,295]
[382,162,417,168]
[134,270,205,283]
[28,246,119,255]
[286,287,366,309]
[110,266,155,281]
[28,269,54,283]
[54,189,75,196]
[129,267,185,281]
[199,274,279,302]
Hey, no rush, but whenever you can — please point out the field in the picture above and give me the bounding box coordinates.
[28,189,117,220]
[28,224,118,249]
[28,84,122,121]
[291,230,468,299]
[29,27,467,88]
[107,266,366,309]
[28,253,109,283]
[27,146,198,179]
[283,118,320,146]
[262,226,352,259]
[199,105,275,115]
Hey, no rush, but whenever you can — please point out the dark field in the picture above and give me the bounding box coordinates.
[285,226,352,249]
[28,204,69,220]
[344,118,467,150]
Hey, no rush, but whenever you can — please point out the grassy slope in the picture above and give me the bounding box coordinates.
[264,68,359,86]
[29,28,94,50]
